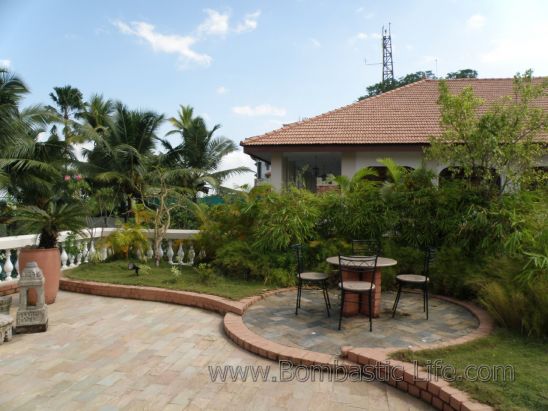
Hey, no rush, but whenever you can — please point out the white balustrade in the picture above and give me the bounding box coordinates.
[3,249,13,278]
[146,241,154,260]
[188,245,195,265]
[167,240,174,264]
[177,243,184,264]
[60,247,68,268]
[0,228,200,286]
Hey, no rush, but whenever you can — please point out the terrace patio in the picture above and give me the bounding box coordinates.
[0,291,432,411]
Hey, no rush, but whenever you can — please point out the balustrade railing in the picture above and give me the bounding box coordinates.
[0,228,200,285]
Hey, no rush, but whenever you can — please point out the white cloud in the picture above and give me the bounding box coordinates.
[348,32,368,44]
[370,32,382,40]
[198,9,230,36]
[466,14,486,30]
[310,38,321,48]
[216,86,228,94]
[218,150,255,188]
[235,11,261,33]
[113,20,212,67]
[232,104,287,117]
[0,59,11,68]
[481,23,548,65]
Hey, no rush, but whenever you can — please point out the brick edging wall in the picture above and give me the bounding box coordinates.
[223,293,495,411]
[0,282,18,297]
[60,278,247,315]
[341,346,492,410]
[59,278,295,316]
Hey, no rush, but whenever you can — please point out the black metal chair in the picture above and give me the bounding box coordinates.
[292,244,331,317]
[392,247,436,319]
[351,239,381,256]
[338,255,378,331]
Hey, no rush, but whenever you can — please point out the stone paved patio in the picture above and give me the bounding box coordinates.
[244,290,478,354]
[0,291,432,410]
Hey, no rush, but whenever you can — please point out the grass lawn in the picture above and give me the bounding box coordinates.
[65,260,276,300]
[391,330,548,411]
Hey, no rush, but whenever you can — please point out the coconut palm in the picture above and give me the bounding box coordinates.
[0,69,64,204]
[160,105,250,194]
[83,102,164,218]
[0,68,52,150]
[47,85,85,142]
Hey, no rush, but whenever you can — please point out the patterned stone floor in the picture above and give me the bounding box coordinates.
[244,290,478,354]
[0,291,432,410]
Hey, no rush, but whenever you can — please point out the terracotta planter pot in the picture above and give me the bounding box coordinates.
[19,247,61,305]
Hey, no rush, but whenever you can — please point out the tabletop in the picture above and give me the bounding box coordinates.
[326,256,398,268]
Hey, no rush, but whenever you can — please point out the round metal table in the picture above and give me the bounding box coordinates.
[326,256,397,318]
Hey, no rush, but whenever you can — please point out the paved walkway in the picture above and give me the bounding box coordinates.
[0,292,432,410]
[244,290,478,354]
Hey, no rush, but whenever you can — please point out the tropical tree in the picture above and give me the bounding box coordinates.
[446,69,478,79]
[0,69,67,206]
[47,85,85,142]
[161,105,250,195]
[426,70,547,193]
[83,102,164,219]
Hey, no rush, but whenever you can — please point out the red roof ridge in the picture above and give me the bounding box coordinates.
[241,79,429,145]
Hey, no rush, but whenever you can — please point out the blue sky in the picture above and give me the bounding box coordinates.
[1,0,547,186]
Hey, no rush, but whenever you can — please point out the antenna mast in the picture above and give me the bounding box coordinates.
[382,23,394,84]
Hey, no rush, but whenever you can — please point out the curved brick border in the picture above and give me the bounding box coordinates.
[59,278,293,315]
[224,292,495,411]
[0,281,18,297]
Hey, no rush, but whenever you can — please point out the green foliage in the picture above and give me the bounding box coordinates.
[359,70,435,99]
[194,263,217,285]
[253,187,320,251]
[11,200,88,248]
[427,71,547,192]
[102,222,148,260]
[446,69,478,79]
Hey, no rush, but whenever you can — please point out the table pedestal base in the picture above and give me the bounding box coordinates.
[341,269,382,318]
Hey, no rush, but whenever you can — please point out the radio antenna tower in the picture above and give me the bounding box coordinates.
[382,23,394,84]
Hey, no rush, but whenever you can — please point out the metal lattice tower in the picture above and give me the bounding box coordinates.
[382,24,394,84]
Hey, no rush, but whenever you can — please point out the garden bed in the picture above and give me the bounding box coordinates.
[65,261,275,300]
[390,330,548,411]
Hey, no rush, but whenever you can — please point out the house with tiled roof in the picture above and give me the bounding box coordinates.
[241,78,548,191]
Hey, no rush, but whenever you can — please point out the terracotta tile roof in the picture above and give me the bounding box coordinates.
[241,78,548,146]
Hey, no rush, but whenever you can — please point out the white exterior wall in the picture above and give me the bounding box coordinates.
[270,153,283,190]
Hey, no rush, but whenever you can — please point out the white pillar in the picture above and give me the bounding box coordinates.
[270,152,284,190]
[341,152,356,178]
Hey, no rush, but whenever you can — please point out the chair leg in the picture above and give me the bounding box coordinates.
[425,283,429,320]
[423,285,426,312]
[338,290,345,330]
[321,281,330,317]
[295,279,301,315]
[392,283,402,318]
[368,289,373,332]
[324,281,332,308]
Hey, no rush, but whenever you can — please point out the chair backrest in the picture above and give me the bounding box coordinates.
[291,244,304,275]
[338,255,378,288]
[351,239,381,256]
[422,247,436,278]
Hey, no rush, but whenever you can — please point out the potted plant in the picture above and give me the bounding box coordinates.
[11,201,87,304]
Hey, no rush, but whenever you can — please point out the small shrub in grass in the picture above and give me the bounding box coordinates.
[170,265,182,281]
[194,263,217,285]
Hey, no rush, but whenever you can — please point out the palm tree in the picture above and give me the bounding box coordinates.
[161,105,250,195]
[83,102,164,219]
[0,69,62,205]
[0,69,51,150]
[47,85,85,142]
